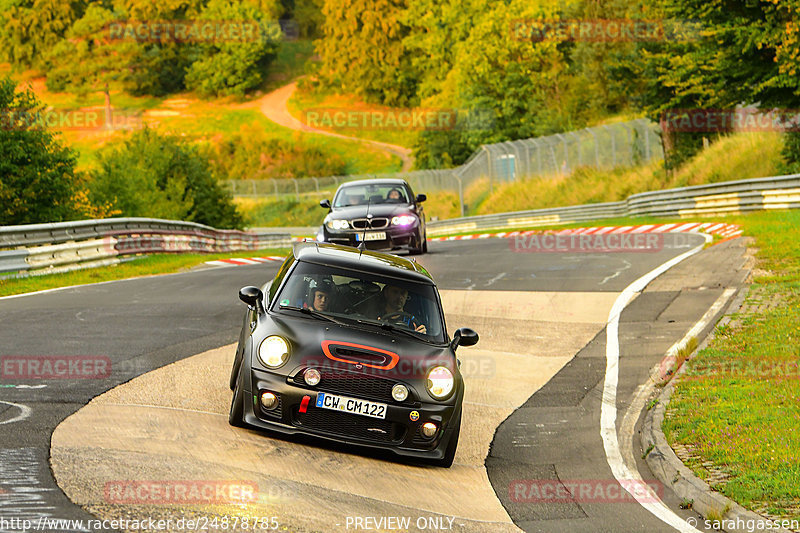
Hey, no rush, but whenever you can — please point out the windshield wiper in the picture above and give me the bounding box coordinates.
[279,305,346,325]
[355,318,424,341]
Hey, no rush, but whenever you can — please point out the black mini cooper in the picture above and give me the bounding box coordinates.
[228,242,477,467]
[318,178,428,254]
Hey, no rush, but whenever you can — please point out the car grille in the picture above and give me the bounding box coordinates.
[292,407,405,444]
[316,369,396,402]
[351,217,389,230]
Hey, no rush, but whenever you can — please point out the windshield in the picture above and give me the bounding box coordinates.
[333,183,410,207]
[272,261,445,343]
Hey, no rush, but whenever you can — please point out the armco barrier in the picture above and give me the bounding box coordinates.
[427,174,800,236]
[0,218,292,277]
[2,174,799,275]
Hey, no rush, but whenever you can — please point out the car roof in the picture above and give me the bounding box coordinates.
[336,178,410,188]
[292,242,434,284]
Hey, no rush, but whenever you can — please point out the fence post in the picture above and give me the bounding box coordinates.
[587,128,599,167]
[555,134,568,173]
[273,180,279,198]
[312,177,319,193]
[481,145,493,194]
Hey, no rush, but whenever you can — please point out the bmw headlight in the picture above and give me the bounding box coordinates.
[326,219,350,230]
[426,366,454,399]
[391,215,416,226]
[258,336,289,368]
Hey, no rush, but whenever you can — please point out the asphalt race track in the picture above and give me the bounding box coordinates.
[0,234,749,533]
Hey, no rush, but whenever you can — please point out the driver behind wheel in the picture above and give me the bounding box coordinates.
[377,285,426,334]
[306,280,335,312]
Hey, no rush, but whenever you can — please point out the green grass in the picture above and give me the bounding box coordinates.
[466,132,783,217]
[663,209,800,520]
[261,39,317,92]
[0,248,289,298]
[287,85,419,149]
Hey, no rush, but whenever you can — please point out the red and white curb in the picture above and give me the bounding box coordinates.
[205,256,285,267]
[428,222,742,242]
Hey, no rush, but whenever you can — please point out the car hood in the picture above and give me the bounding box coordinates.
[327,204,416,220]
[256,313,455,382]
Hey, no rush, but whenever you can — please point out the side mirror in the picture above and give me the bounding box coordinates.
[415,193,427,203]
[320,199,331,209]
[450,327,479,350]
[239,286,265,315]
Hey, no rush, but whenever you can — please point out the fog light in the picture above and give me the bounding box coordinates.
[260,391,278,410]
[421,422,438,438]
[304,368,321,386]
[392,384,409,402]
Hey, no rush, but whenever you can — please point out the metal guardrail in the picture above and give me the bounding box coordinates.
[0,218,292,276]
[2,174,798,275]
[427,174,800,236]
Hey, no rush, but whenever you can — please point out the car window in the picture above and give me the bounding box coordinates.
[333,184,410,207]
[272,261,445,343]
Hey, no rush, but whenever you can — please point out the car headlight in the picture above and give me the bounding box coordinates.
[258,336,289,368]
[326,219,349,230]
[391,215,416,226]
[426,366,454,399]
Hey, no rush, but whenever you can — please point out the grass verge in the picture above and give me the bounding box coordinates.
[0,248,289,298]
[287,84,418,149]
[663,209,800,520]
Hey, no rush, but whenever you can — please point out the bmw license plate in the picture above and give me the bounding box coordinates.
[356,232,386,241]
[315,392,387,419]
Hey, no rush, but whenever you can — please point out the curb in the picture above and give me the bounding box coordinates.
[641,285,794,533]
[428,222,742,241]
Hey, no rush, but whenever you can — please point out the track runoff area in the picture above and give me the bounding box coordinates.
[0,223,749,533]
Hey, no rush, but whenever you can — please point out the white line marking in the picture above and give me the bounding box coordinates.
[601,233,711,532]
[0,401,32,425]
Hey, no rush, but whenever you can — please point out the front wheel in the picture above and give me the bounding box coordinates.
[409,231,425,255]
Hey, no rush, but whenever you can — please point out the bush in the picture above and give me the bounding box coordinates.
[89,128,242,229]
[0,77,79,225]
[205,124,347,179]
[184,0,281,98]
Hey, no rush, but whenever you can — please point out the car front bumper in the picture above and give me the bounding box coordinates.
[242,367,460,461]
[323,226,420,251]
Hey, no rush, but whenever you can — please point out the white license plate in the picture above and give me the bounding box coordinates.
[357,232,386,241]
[315,392,387,419]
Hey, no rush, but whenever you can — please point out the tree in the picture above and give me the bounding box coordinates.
[0,77,79,225]
[315,0,417,106]
[184,0,281,98]
[635,0,800,168]
[89,128,242,228]
[0,0,86,68]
